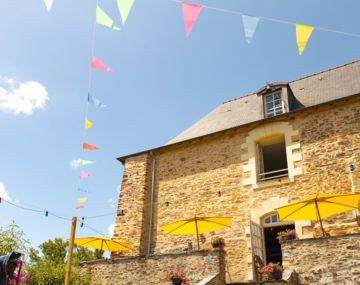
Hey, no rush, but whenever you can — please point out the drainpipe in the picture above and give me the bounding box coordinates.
[147,152,156,256]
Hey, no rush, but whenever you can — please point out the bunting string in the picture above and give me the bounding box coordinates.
[169,0,360,38]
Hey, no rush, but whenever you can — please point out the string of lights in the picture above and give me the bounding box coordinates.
[0,197,113,236]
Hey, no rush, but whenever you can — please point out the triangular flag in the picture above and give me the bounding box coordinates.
[242,15,259,44]
[79,173,91,179]
[96,6,120,30]
[91,57,112,72]
[80,159,95,166]
[296,24,314,55]
[117,0,135,24]
[85,119,93,129]
[77,187,88,192]
[83,142,100,150]
[182,2,203,37]
[76,205,85,210]
[88,93,106,108]
[76,197,87,203]
[44,0,53,12]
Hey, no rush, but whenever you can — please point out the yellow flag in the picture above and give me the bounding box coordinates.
[296,24,314,55]
[85,119,93,129]
[76,197,87,203]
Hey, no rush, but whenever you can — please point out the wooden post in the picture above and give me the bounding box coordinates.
[65,217,77,285]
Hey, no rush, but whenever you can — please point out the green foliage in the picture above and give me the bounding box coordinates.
[0,221,103,284]
[28,238,102,285]
[0,220,30,257]
[39,238,67,265]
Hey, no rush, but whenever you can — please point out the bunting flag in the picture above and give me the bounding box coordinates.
[90,57,112,72]
[242,15,259,44]
[80,159,95,166]
[76,205,85,210]
[96,6,120,30]
[85,119,93,129]
[117,0,135,24]
[79,173,91,179]
[76,197,87,203]
[296,24,314,55]
[83,142,100,150]
[43,0,53,12]
[182,2,203,37]
[77,187,88,192]
[88,93,106,108]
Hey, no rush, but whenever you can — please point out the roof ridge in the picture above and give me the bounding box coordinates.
[222,58,360,105]
[289,58,360,84]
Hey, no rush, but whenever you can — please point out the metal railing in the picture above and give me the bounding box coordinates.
[258,168,288,181]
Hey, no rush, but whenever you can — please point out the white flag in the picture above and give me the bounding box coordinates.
[44,0,53,12]
[242,15,259,43]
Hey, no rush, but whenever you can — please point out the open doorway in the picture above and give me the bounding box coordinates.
[262,213,294,265]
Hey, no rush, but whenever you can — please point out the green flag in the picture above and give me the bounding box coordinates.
[117,0,135,24]
[96,6,120,30]
[80,159,95,166]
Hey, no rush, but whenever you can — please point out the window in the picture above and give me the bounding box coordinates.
[264,93,284,118]
[256,135,288,181]
[263,213,279,225]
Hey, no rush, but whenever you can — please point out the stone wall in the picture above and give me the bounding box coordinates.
[114,96,360,282]
[81,250,224,285]
[282,234,360,284]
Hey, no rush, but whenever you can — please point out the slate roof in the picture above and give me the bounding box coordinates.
[168,59,360,144]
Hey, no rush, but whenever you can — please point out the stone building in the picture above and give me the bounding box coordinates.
[82,60,360,284]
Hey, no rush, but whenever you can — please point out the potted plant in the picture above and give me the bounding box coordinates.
[167,268,186,285]
[211,236,225,249]
[259,262,284,280]
[276,229,297,244]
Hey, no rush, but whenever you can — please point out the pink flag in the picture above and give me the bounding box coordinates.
[182,2,203,37]
[90,56,112,72]
[76,205,85,210]
[80,173,91,179]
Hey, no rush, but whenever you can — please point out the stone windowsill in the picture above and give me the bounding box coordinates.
[254,176,291,190]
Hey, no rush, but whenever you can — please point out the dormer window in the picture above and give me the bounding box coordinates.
[264,92,284,118]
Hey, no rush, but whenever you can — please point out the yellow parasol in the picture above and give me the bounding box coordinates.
[276,193,360,236]
[161,216,231,249]
[74,236,132,252]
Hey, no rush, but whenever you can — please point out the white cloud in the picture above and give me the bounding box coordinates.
[0,182,11,201]
[69,159,82,169]
[0,78,48,115]
[108,224,115,237]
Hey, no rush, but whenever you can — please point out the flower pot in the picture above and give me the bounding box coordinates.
[271,269,283,280]
[283,235,295,241]
[171,278,183,285]
[212,243,221,249]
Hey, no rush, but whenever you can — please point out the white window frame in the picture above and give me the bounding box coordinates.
[264,92,284,118]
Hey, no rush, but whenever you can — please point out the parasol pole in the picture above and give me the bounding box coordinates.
[195,217,200,250]
[315,198,326,237]
[65,217,77,285]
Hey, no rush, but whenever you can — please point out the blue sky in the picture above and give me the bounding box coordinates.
[0,0,359,249]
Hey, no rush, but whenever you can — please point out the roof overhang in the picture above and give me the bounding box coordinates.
[117,93,360,164]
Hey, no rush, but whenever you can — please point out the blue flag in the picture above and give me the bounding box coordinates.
[88,93,106,108]
[242,15,259,44]
[77,187,88,193]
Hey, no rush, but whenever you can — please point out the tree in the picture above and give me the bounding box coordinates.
[0,220,30,257]
[28,238,101,285]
